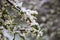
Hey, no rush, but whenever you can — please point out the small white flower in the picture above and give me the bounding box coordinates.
[17,2,23,7]
[30,11,38,14]
[21,7,26,12]
[30,22,39,26]
[39,31,43,36]
[26,9,31,13]
[26,12,31,16]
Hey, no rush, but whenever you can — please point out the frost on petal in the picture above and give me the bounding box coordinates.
[21,7,27,12]
[17,2,23,7]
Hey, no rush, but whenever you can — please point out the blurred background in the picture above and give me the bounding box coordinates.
[0,0,60,40]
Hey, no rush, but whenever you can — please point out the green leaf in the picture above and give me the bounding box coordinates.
[13,6,17,9]
[33,25,39,30]
[20,11,24,15]
[31,13,37,17]
[2,9,8,15]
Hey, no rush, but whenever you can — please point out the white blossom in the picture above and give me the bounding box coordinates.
[1,1,43,40]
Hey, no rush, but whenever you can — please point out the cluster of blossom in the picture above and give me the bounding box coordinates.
[7,0,42,33]
[0,0,43,40]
